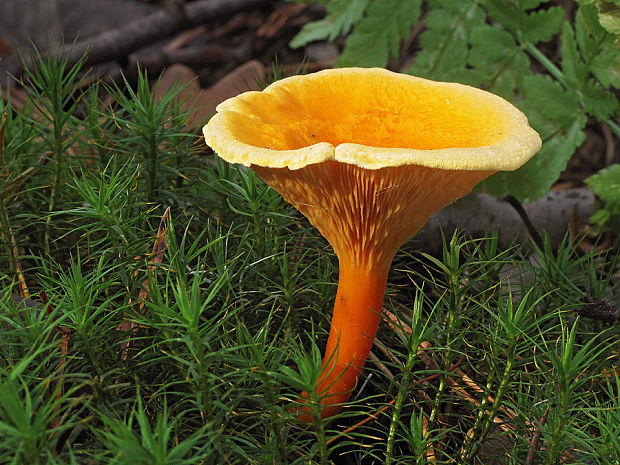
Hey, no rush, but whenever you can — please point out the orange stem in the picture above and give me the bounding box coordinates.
[305,262,389,420]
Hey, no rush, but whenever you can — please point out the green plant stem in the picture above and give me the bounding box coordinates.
[310,390,329,465]
[428,285,459,431]
[606,119,620,138]
[0,192,17,275]
[385,343,418,465]
[458,377,494,463]
[189,330,214,421]
[523,42,565,84]
[0,112,7,176]
[0,114,17,275]
[248,174,264,259]
[44,86,66,258]
[148,133,157,203]
[462,349,516,463]
[258,370,287,464]
[427,371,446,428]
[524,41,620,139]
[545,388,569,465]
[427,0,480,76]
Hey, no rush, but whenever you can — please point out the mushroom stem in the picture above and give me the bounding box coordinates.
[311,260,390,419]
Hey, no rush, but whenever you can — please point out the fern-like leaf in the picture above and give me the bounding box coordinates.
[289,0,370,48]
[406,0,485,81]
[576,4,620,87]
[482,75,587,201]
[482,0,564,44]
[586,164,620,231]
[561,22,589,87]
[338,0,422,68]
[467,24,531,99]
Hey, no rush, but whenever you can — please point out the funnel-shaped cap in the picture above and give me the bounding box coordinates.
[203,67,541,419]
[204,67,541,270]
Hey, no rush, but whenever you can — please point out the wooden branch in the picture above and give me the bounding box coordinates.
[0,0,270,83]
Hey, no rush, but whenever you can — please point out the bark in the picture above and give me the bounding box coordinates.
[0,0,270,85]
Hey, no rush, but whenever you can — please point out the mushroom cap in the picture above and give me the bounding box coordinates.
[203,67,541,171]
[203,68,542,271]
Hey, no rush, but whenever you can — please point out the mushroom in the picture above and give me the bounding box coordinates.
[203,67,541,420]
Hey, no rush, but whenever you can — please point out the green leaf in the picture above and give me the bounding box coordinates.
[586,164,620,204]
[576,4,620,87]
[521,0,548,8]
[289,0,370,48]
[519,74,582,135]
[482,74,587,201]
[561,21,589,86]
[582,80,619,119]
[590,208,611,226]
[468,25,531,98]
[290,20,334,48]
[587,176,620,230]
[521,6,566,43]
[565,7,620,117]
[406,0,486,81]
[482,0,563,44]
[597,0,620,34]
[338,0,422,68]
[483,115,587,201]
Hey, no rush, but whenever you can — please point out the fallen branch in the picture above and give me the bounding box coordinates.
[0,0,270,83]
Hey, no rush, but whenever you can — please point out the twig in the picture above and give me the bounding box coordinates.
[0,0,271,83]
[326,398,396,446]
[454,369,518,419]
[422,414,437,462]
[448,375,514,433]
[414,188,595,257]
[118,206,171,358]
[503,195,544,250]
[163,25,208,53]
[373,337,404,368]
[10,232,28,299]
[525,404,550,465]
[212,15,260,40]
[383,307,413,337]
[395,12,428,71]
[40,290,71,429]
[368,349,395,381]
[257,3,306,38]
[326,370,447,447]
[601,123,616,166]
[133,43,237,72]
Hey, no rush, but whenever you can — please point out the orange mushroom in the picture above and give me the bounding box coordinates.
[203,67,541,420]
